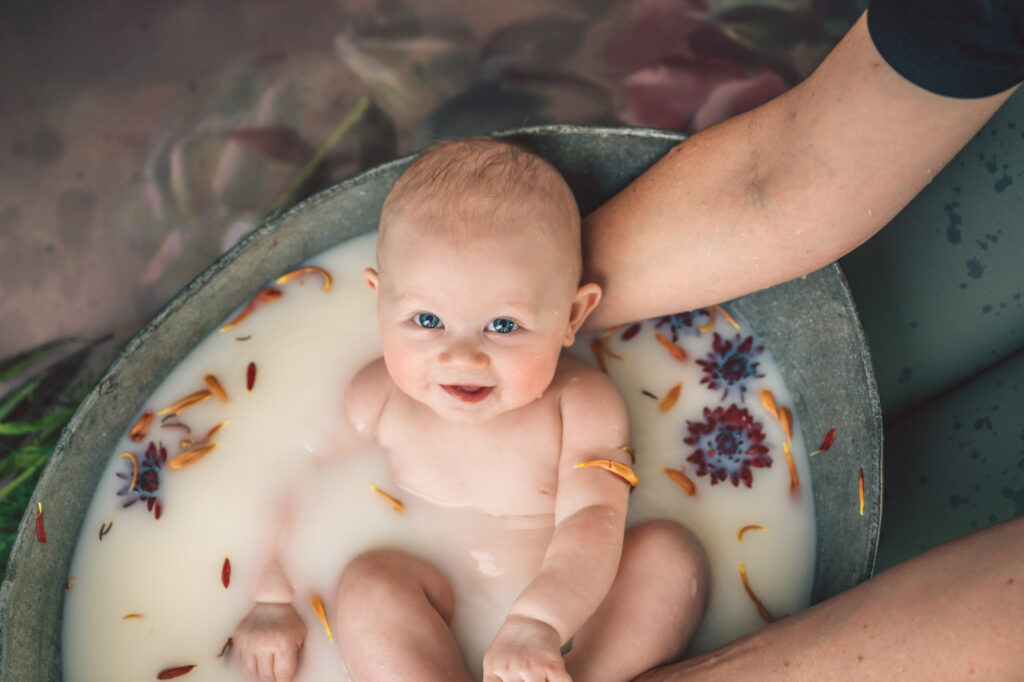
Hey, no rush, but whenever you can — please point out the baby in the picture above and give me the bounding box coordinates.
[234,138,708,682]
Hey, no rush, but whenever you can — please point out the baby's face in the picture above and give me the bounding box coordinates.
[368,209,589,424]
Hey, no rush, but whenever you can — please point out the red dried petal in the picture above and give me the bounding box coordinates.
[246,362,257,392]
[222,555,231,588]
[35,503,46,543]
[157,665,197,679]
[819,427,837,452]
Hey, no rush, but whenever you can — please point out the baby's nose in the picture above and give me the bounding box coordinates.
[439,340,490,369]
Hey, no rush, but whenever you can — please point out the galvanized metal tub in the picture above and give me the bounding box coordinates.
[0,125,882,680]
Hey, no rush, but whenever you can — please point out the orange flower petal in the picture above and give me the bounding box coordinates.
[575,459,639,487]
[759,389,778,420]
[654,333,687,362]
[167,443,218,471]
[276,266,332,291]
[664,467,696,496]
[220,288,283,331]
[778,406,793,442]
[659,382,682,412]
[739,562,773,622]
[309,594,334,641]
[783,441,800,495]
[159,390,212,417]
[203,374,229,403]
[370,485,405,512]
[130,410,154,442]
[715,304,740,330]
[737,525,766,542]
[118,452,139,491]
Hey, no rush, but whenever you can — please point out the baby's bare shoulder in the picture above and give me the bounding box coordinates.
[343,357,394,438]
[552,353,628,422]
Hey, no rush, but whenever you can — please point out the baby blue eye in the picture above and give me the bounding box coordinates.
[415,313,441,329]
[487,318,517,334]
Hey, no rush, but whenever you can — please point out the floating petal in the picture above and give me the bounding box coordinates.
[221,288,283,331]
[118,452,139,491]
[759,389,778,420]
[204,374,229,403]
[167,443,218,471]
[370,485,405,512]
[309,594,334,641]
[130,410,154,442]
[159,390,212,417]
[654,332,687,362]
[574,459,638,487]
[276,266,332,291]
[659,382,682,412]
[737,525,765,541]
[739,562,773,622]
[664,467,696,496]
[783,441,800,495]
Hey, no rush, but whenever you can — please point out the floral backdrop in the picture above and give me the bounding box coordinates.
[0,0,865,570]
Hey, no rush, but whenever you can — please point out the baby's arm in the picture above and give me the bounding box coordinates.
[233,359,392,681]
[484,367,631,682]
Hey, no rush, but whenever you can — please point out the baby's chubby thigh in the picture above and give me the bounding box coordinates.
[333,547,473,681]
[566,520,710,682]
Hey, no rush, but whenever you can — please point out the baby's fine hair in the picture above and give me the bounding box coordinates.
[377,137,581,263]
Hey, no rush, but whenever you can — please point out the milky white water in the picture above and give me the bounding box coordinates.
[63,231,814,681]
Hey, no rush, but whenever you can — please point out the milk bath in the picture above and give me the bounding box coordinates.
[63,231,815,681]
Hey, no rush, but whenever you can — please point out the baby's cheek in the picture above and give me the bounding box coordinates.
[508,354,560,402]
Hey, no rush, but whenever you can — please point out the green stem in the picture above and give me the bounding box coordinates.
[267,95,371,216]
[0,461,42,502]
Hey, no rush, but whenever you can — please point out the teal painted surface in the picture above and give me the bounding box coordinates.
[875,347,1024,572]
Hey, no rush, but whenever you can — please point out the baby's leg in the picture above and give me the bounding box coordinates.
[564,520,709,682]
[334,549,472,682]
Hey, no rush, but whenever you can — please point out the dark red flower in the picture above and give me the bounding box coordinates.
[116,441,166,519]
[655,309,713,342]
[685,404,771,487]
[697,332,764,401]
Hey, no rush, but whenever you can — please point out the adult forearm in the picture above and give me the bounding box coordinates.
[637,516,1024,681]
[508,504,625,643]
[583,13,1013,330]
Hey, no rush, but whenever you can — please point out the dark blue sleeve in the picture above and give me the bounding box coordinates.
[867,0,1024,98]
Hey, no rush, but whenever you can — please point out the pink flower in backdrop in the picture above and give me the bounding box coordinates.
[609,0,792,132]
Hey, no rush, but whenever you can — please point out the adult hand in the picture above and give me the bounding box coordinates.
[233,601,307,682]
[483,614,571,682]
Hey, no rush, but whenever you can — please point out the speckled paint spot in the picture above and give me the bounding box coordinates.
[943,202,962,244]
[983,304,993,313]
[966,258,984,279]
[897,366,911,384]
[948,494,968,508]
[994,175,1013,193]
[1001,487,1024,515]
[975,417,992,430]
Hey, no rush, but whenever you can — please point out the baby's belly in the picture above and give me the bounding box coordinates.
[415,504,555,660]
[409,493,555,584]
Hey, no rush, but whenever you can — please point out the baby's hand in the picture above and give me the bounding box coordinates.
[233,602,307,681]
[483,614,571,682]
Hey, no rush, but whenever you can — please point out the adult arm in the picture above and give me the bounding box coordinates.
[637,515,1024,681]
[583,12,1015,330]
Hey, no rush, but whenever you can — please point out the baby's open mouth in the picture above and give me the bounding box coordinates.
[441,385,494,403]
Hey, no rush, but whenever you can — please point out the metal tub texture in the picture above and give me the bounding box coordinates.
[0,125,881,680]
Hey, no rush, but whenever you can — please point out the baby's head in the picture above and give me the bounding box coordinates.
[364,137,602,423]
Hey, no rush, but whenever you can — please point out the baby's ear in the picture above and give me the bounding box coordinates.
[564,282,602,346]
[363,268,379,294]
